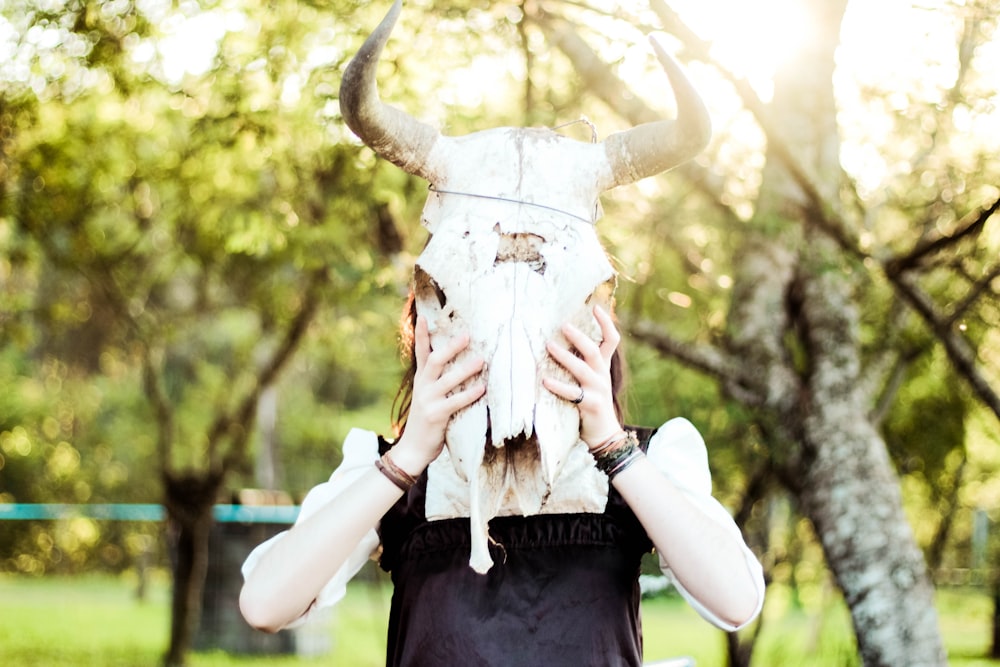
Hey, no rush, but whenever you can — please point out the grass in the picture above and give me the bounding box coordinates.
[0,574,170,666]
[1,572,997,666]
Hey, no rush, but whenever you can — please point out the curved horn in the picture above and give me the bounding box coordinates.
[602,37,712,189]
[339,0,440,180]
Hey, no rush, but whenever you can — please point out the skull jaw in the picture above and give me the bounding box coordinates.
[425,428,611,574]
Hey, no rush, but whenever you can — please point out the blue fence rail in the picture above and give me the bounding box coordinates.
[0,503,300,524]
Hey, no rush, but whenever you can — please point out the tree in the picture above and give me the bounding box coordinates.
[0,1,412,664]
[523,0,999,665]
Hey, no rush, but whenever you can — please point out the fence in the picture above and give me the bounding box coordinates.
[0,503,299,523]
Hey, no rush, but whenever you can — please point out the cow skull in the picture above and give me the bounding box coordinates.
[340,0,710,573]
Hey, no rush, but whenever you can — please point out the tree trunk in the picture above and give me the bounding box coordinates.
[791,257,945,665]
[725,630,753,667]
[927,455,967,573]
[724,234,947,665]
[798,422,943,665]
[146,272,322,666]
[741,0,947,662]
[992,585,1000,659]
[163,471,224,667]
[255,384,279,490]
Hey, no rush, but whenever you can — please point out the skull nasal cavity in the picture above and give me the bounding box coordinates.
[494,232,546,275]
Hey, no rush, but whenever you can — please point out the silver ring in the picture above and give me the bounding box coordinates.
[571,387,585,404]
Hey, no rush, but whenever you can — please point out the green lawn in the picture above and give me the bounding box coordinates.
[0,573,996,666]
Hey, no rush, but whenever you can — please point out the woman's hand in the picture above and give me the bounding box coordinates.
[392,315,486,474]
[542,305,623,449]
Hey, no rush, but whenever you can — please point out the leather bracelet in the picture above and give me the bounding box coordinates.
[606,448,644,480]
[593,430,640,478]
[375,451,417,492]
[589,430,628,456]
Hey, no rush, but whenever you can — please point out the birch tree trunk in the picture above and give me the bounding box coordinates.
[728,238,946,666]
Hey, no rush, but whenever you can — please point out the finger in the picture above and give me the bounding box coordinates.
[414,315,431,370]
[559,323,603,369]
[425,331,471,376]
[541,377,581,403]
[438,355,485,394]
[442,383,487,413]
[593,305,621,361]
[546,338,589,379]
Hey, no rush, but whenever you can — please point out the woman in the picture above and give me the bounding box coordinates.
[240,299,763,666]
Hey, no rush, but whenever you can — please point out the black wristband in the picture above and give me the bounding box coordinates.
[593,430,640,478]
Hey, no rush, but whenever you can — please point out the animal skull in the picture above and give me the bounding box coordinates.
[340,0,710,573]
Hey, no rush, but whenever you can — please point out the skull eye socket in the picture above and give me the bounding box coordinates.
[414,266,447,309]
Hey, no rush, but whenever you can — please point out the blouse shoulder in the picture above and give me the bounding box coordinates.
[644,417,712,497]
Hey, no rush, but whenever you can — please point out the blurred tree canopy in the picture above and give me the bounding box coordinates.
[0,0,999,665]
[0,1,428,662]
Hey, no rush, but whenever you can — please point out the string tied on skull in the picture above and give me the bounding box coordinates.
[428,184,598,226]
[548,116,598,143]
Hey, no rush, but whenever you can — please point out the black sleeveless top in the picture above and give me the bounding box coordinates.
[377,429,656,667]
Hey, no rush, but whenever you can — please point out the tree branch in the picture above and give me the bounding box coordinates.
[629,319,763,405]
[646,0,866,262]
[537,1,1000,428]
[949,263,1000,326]
[884,195,1000,277]
[208,268,327,472]
[647,2,1000,428]
[528,5,731,215]
[869,344,926,429]
[142,351,174,473]
[888,270,1000,422]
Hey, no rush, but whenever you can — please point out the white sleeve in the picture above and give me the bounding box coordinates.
[646,418,765,632]
[240,428,383,629]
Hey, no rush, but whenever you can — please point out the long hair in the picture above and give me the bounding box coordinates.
[391,291,626,437]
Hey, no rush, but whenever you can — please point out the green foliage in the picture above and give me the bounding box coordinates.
[0,0,426,575]
[884,347,968,480]
[0,344,161,573]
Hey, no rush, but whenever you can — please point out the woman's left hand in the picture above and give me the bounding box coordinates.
[542,305,624,449]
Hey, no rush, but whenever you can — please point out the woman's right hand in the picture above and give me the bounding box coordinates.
[391,315,485,474]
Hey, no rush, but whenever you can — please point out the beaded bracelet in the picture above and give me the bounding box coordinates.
[593,430,643,480]
[375,451,418,492]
